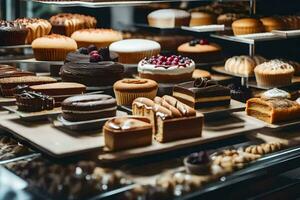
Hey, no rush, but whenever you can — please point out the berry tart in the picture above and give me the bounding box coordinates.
[65,45,118,63]
[177,39,222,63]
[138,55,195,83]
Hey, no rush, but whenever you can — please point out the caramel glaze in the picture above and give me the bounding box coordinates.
[133,95,196,120]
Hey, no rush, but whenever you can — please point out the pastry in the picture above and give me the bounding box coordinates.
[227,83,252,103]
[184,151,212,175]
[261,88,291,99]
[0,76,56,97]
[147,9,191,28]
[243,142,284,155]
[103,116,153,151]
[138,55,195,83]
[113,78,158,106]
[217,13,245,27]
[15,91,54,112]
[260,17,285,32]
[232,18,264,35]
[30,82,86,106]
[32,34,77,61]
[65,45,118,63]
[0,136,31,161]
[71,28,122,48]
[280,15,300,30]
[60,61,124,87]
[109,39,161,64]
[50,13,96,36]
[246,97,300,124]
[61,94,117,122]
[177,39,222,63]
[224,55,266,76]
[0,65,35,79]
[254,59,295,87]
[132,95,203,143]
[173,78,231,108]
[192,69,211,80]
[0,20,28,46]
[14,18,52,44]
[189,12,216,26]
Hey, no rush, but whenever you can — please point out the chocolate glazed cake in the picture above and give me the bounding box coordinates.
[60,61,124,87]
[0,20,28,46]
[173,78,231,108]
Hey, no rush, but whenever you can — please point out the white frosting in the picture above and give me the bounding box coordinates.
[138,60,195,75]
[109,39,161,53]
[261,88,291,99]
[148,9,190,19]
[296,98,300,105]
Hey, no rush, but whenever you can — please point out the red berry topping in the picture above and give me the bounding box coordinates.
[199,39,209,45]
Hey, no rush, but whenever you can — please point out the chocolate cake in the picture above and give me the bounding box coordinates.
[0,20,28,46]
[172,78,231,108]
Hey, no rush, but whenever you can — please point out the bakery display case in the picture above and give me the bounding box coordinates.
[1,0,300,199]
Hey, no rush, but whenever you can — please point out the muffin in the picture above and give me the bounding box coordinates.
[232,18,264,35]
[189,12,216,26]
[113,78,158,106]
[254,59,295,87]
[14,18,52,44]
[71,28,122,48]
[0,20,28,46]
[147,9,191,28]
[260,17,285,32]
[177,39,222,63]
[109,39,161,64]
[32,34,77,61]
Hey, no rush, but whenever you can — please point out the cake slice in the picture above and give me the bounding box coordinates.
[246,97,300,124]
[172,78,231,108]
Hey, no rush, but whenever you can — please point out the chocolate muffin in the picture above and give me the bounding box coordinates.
[61,94,117,122]
[0,20,28,46]
[15,91,54,112]
[227,83,252,103]
[60,61,124,87]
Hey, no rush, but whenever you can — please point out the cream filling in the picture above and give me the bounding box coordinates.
[173,92,231,103]
[63,106,117,114]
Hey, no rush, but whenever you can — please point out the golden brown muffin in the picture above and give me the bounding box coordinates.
[232,18,264,35]
[260,17,285,32]
[14,18,52,44]
[189,12,216,26]
[113,78,158,106]
[71,28,122,48]
[32,34,77,61]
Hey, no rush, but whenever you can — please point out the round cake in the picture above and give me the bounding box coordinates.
[224,55,266,76]
[147,9,191,28]
[189,12,216,26]
[60,61,124,87]
[177,39,222,63]
[71,28,123,48]
[14,18,52,44]
[109,39,161,64]
[138,55,195,83]
[260,17,285,32]
[232,18,264,35]
[61,94,117,122]
[254,59,295,87]
[0,20,28,46]
[114,78,158,106]
[32,34,77,61]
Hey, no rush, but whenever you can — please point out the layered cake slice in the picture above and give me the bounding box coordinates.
[132,95,203,143]
[246,97,300,124]
[172,78,231,108]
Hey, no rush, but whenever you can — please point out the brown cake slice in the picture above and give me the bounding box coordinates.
[246,98,300,124]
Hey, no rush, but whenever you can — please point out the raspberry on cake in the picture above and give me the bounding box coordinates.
[138,55,195,83]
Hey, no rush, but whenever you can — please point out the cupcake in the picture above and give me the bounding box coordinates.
[113,78,158,106]
[109,39,161,64]
[0,20,28,46]
[147,9,191,28]
[14,18,52,44]
[232,18,264,35]
[189,11,216,26]
[71,28,123,48]
[260,17,285,32]
[184,151,212,175]
[32,34,77,61]
[177,38,222,63]
[254,60,295,87]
